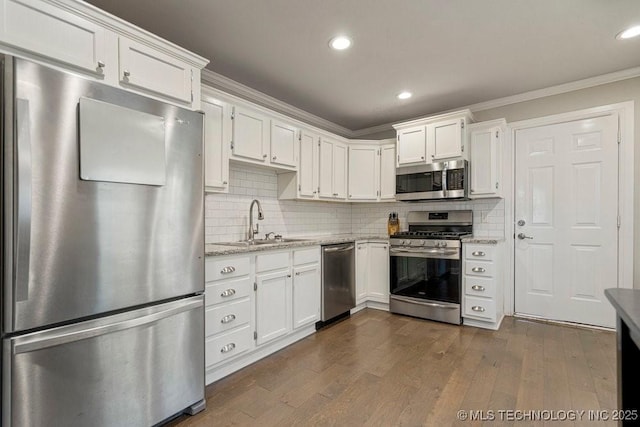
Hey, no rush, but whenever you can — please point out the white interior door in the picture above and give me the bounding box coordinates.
[514,114,619,328]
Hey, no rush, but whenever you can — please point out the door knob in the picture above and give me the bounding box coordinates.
[517,233,533,240]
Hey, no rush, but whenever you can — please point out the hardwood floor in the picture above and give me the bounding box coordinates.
[168,309,616,426]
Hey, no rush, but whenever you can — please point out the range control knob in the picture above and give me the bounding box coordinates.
[413,239,425,246]
[440,241,448,248]
[403,240,411,246]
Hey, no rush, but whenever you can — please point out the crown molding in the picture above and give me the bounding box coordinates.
[352,66,640,137]
[202,65,640,139]
[201,69,353,137]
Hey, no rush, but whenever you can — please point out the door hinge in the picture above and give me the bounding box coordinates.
[253,331,257,340]
[397,155,400,162]
[495,182,499,189]
[253,282,257,291]
[377,190,380,196]
[299,131,302,141]
[230,141,234,150]
[460,120,465,129]
[618,215,621,229]
[496,130,500,138]
[378,149,381,155]
[231,107,235,120]
[397,135,399,141]
[298,184,301,191]
[191,91,194,103]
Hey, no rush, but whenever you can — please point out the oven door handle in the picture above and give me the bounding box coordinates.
[389,248,460,259]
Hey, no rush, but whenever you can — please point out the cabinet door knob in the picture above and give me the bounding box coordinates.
[223,181,228,185]
[220,343,236,353]
[287,274,292,278]
[97,61,105,70]
[421,156,425,160]
[272,156,277,161]
[263,154,268,158]
[123,70,131,77]
[220,288,236,297]
[220,314,236,324]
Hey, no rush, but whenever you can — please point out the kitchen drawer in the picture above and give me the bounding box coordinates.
[464,296,496,321]
[206,255,251,281]
[464,275,496,298]
[465,245,495,261]
[205,297,251,335]
[293,247,320,266]
[256,251,289,272]
[205,324,253,366]
[205,276,252,306]
[465,260,494,277]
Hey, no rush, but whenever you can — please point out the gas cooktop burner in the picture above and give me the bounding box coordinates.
[392,231,472,240]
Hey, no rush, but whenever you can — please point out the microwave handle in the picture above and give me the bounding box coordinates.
[442,166,448,192]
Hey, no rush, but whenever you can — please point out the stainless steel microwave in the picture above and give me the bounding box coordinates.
[395,160,468,201]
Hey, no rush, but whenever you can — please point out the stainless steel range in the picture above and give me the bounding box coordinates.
[389,210,472,324]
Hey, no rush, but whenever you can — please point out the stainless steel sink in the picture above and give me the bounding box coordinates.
[216,238,311,247]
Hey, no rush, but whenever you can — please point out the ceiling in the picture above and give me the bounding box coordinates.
[86,0,640,133]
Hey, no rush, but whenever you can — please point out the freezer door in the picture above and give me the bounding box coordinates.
[5,58,204,332]
[3,296,205,427]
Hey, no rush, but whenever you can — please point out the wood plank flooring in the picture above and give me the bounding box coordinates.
[168,309,616,426]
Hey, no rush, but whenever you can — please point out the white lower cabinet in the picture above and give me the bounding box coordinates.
[204,255,253,369]
[462,242,504,330]
[292,263,321,328]
[205,246,320,384]
[255,269,291,345]
[355,240,390,307]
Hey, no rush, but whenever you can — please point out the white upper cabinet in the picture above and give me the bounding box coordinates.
[332,141,348,199]
[298,130,320,198]
[469,119,505,199]
[397,125,426,166]
[394,110,473,166]
[0,0,107,76]
[118,37,192,104]
[348,145,379,200]
[319,137,347,200]
[430,118,464,160]
[270,119,298,168]
[0,0,208,109]
[202,98,230,193]
[231,105,269,163]
[379,143,396,201]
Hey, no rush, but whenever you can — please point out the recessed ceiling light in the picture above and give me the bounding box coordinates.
[397,91,412,100]
[616,25,640,40]
[329,36,352,50]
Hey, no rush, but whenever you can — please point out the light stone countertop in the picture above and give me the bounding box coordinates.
[460,236,504,245]
[205,234,389,257]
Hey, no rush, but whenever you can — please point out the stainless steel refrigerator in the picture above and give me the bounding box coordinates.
[1,55,205,426]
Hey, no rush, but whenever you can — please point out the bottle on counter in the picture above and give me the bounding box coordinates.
[387,212,399,236]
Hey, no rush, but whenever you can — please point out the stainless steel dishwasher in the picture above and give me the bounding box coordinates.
[321,242,356,322]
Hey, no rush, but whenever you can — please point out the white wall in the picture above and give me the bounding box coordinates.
[205,164,351,243]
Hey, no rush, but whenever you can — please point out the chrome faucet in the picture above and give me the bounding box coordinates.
[248,199,264,242]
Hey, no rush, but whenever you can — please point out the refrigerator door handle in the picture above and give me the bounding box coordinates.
[12,297,203,354]
[15,98,32,302]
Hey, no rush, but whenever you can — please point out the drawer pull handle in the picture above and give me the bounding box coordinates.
[220,289,236,298]
[471,285,485,292]
[220,343,236,353]
[471,306,486,312]
[221,314,236,324]
[472,251,485,257]
[220,266,236,274]
[472,267,486,273]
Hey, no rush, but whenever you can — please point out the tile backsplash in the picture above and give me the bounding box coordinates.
[205,164,505,243]
[205,164,351,243]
